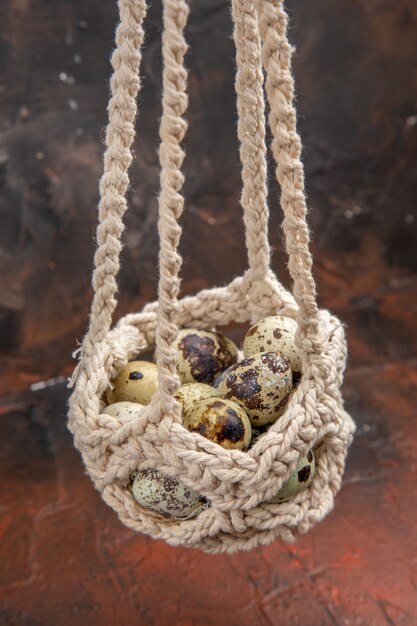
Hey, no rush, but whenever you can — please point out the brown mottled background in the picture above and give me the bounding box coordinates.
[1,1,416,625]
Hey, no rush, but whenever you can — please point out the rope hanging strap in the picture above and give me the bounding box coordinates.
[232,0,271,287]
[154,0,189,416]
[256,0,321,344]
[82,0,321,392]
[83,0,147,358]
[152,0,322,399]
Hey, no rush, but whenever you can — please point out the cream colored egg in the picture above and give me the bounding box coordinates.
[249,391,294,447]
[102,401,144,418]
[174,383,216,420]
[243,316,302,381]
[106,360,159,405]
[172,328,238,384]
[131,469,209,519]
[218,351,292,426]
[268,450,315,503]
[184,397,252,451]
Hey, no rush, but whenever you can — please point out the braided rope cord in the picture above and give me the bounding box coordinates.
[231,0,271,289]
[82,0,147,358]
[79,0,322,381]
[82,0,321,361]
[154,0,189,414]
[256,0,321,352]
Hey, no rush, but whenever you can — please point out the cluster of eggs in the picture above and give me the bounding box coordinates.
[103,316,315,520]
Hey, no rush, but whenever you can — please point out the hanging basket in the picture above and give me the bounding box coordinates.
[68,0,355,553]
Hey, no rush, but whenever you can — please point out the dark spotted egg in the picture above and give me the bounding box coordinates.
[172,328,238,385]
[213,364,236,389]
[243,315,302,381]
[174,383,216,420]
[218,351,292,426]
[184,397,252,450]
[131,469,209,519]
[106,361,159,405]
[268,450,315,503]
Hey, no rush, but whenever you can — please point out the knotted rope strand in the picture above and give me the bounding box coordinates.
[82,0,148,357]
[256,0,321,350]
[231,0,271,289]
[154,0,190,411]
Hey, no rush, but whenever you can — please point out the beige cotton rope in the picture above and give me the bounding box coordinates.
[68,0,355,553]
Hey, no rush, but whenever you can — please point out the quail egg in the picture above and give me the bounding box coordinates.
[106,360,159,405]
[131,469,209,519]
[213,364,235,388]
[243,316,302,381]
[172,328,238,384]
[174,383,216,420]
[218,351,292,426]
[268,450,315,503]
[102,401,144,418]
[184,397,252,450]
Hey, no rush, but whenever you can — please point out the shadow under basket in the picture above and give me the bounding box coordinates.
[68,0,355,554]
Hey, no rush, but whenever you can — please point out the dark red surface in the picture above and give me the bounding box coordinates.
[1,0,417,624]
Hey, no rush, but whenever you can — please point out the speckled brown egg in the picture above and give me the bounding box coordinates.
[243,315,302,381]
[213,364,235,389]
[184,397,252,450]
[172,328,238,385]
[174,383,216,420]
[106,361,159,405]
[218,351,292,426]
[102,401,144,418]
[268,450,315,503]
[131,469,209,519]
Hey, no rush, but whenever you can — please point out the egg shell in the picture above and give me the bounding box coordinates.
[131,469,209,519]
[172,328,238,384]
[184,397,252,450]
[174,383,216,420]
[243,316,302,381]
[268,450,315,503]
[218,351,292,426]
[213,364,235,389]
[102,401,144,418]
[251,387,296,444]
[106,360,159,405]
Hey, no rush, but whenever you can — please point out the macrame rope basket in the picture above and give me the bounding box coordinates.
[68,0,355,553]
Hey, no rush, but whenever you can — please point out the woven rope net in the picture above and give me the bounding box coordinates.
[68,0,355,553]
